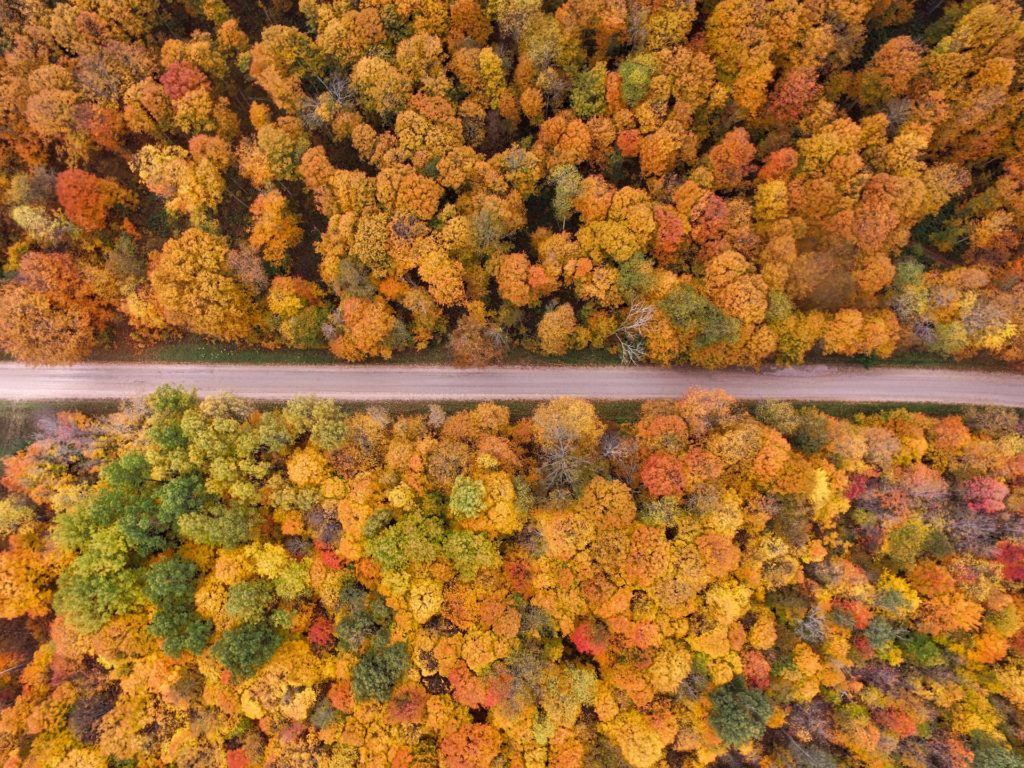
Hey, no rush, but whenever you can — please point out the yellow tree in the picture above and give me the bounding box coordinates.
[148,229,263,343]
[249,190,303,265]
[538,303,579,356]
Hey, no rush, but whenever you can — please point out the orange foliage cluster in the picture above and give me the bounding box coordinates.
[1,2,1024,365]
[1,389,1024,766]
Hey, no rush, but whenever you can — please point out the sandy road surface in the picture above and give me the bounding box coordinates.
[0,362,1022,406]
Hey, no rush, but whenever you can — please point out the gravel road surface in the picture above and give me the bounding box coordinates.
[0,362,1021,406]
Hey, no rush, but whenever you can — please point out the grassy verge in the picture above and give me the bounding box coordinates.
[0,401,120,456]
[91,339,341,365]
[811,350,1009,371]
[80,333,1014,371]
[93,337,623,367]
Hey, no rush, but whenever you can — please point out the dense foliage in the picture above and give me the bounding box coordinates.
[2,1,1024,365]
[1,389,1024,767]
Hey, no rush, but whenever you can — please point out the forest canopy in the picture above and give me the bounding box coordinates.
[1,0,1024,365]
[1,389,1024,766]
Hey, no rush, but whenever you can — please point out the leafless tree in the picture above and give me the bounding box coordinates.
[601,429,640,482]
[317,73,353,107]
[367,405,392,428]
[614,303,655,365]
[299,95,326,129]
[426,404,447,432]
[795,606,827,645]
[540,424,593,490]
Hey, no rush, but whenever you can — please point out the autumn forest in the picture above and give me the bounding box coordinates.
[3,0,1024,767]
[1,390,1023,767]
[1,0,1024,365]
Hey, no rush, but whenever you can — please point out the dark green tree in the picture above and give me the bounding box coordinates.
[144,557,212,656]
[709,678,772,747]
[212,621,282,678]
[351,641,409,702]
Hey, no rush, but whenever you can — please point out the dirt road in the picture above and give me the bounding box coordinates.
[0,362,1022,406]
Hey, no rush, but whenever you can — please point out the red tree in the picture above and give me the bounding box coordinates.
[961,476,1010,514]
[995,541,1024,581]
[55,169,132,232]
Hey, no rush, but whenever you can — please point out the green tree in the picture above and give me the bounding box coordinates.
[708,678,772,747]
[351,641,409,702]
[571,64,607,118]
[212,620,282,678]
[144,557,212,656]
[225,579,277,623]
[366,511,445,572]
[448,475,486,520]
[969,732,1024,768]
[618,56,655,106]
[54,527,142,633]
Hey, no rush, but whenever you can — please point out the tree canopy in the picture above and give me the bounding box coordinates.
[0,1,1023,367]
[1,389,1024,766]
